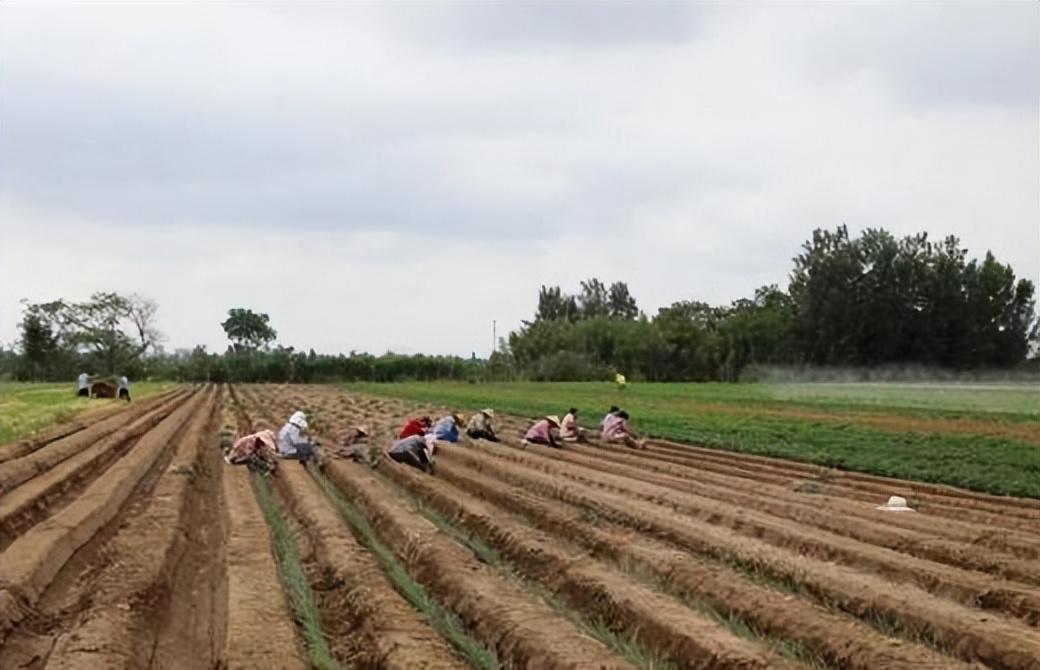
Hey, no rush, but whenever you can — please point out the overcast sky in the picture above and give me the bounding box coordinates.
[1,1,1037,357]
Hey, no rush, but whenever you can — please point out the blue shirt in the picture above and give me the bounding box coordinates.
[431,416,459,443]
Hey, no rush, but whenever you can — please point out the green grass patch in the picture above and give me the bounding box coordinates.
[249,472,341,670]
[308,466,501,670]
[348,382,1040,498]
[0,381,174,444]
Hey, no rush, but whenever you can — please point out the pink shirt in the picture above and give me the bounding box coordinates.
[228,430,277,464]
[602,415,628,441]
[560,413,578,438]
[525,419,552,442]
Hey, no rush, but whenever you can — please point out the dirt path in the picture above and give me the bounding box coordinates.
[43,388,220,668]
[467,439,1040,623]
[219,397,307,670]
[379,458,794,669]
[0,393,191,550]
[0,392,186,495]
[325,460,634,669]
[432,456,973,670]
[275,462,465,669]
[434,443,1040,670]
[0,391,205,641]
[0,390,182,464]
[565,440,1040,560]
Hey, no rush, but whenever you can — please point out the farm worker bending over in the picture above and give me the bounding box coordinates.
[226,429,279,474]
[388,434,437,474]
[118,376,131,402]
[334,426,373,463]
[278,411,319,463]
[602,410,646,450]
[523,416,561,448]
[431,414,463,443]
[600,406,620,433]
[466,409,499,442]
[77,372,90,398]
[399,416,432,440]
[560,408,585,442]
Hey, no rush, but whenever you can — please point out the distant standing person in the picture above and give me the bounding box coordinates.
[77,372,90,398]
[615,372,627,391]
[523,416,561,448]
[387,434,437,473]
[602,410,646,450]
[466,408,499,442]
[118,376,131,402]
[277,411,319,463]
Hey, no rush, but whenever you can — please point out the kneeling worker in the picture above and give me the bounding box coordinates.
[560,408,585,443]
[602,410,646,450]
[226,427,279,475]
[278,411,320,463]
[431,414,463,443]
[399,416,432,439]
[388,434,437,474]
[466,408,499,442]
[523,416,561,448]
[334,425,373,463]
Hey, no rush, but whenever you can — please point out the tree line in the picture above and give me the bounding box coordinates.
[497,226,1037,381]
[3,226,1036,384]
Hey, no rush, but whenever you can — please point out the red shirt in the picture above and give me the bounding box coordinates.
[399,419,426,439]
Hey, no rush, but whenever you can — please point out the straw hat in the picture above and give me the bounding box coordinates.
[481,408,495,418]
[876,496,913,512]
[546,415,561,427]
[356,425,370,437]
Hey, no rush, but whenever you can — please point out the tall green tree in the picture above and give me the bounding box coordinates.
[221,308,277,351]
[20,292,162,375]
[608,281,639,320]
[19,304,57,380]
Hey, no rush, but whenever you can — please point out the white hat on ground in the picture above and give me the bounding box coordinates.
[876,495,913,512]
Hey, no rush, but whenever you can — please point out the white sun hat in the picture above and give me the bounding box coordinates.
[876,495,913,512]
[289,411,308,430]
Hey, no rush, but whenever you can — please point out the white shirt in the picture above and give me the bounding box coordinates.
[277,422,303,456]
[77,373,89,390]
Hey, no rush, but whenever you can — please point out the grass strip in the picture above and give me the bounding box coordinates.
[375,470,682,670]
[249,471,341,670]
[308,465,501,670]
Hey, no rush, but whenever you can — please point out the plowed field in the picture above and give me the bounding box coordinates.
[1,383,1037,669]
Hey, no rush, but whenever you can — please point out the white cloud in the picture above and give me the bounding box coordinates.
[1,2,1036,355]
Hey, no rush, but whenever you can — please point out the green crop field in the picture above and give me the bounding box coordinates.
[349,381,1040,498]
[0,381,173,443]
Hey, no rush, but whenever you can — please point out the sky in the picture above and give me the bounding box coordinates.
[1,1,1037,357]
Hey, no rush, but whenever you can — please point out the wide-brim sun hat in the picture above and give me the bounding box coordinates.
[482,408,495,417]
[356,425,370,436]
[289,411,308,430]
[876,495,913,512]
[546,415,561,427]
